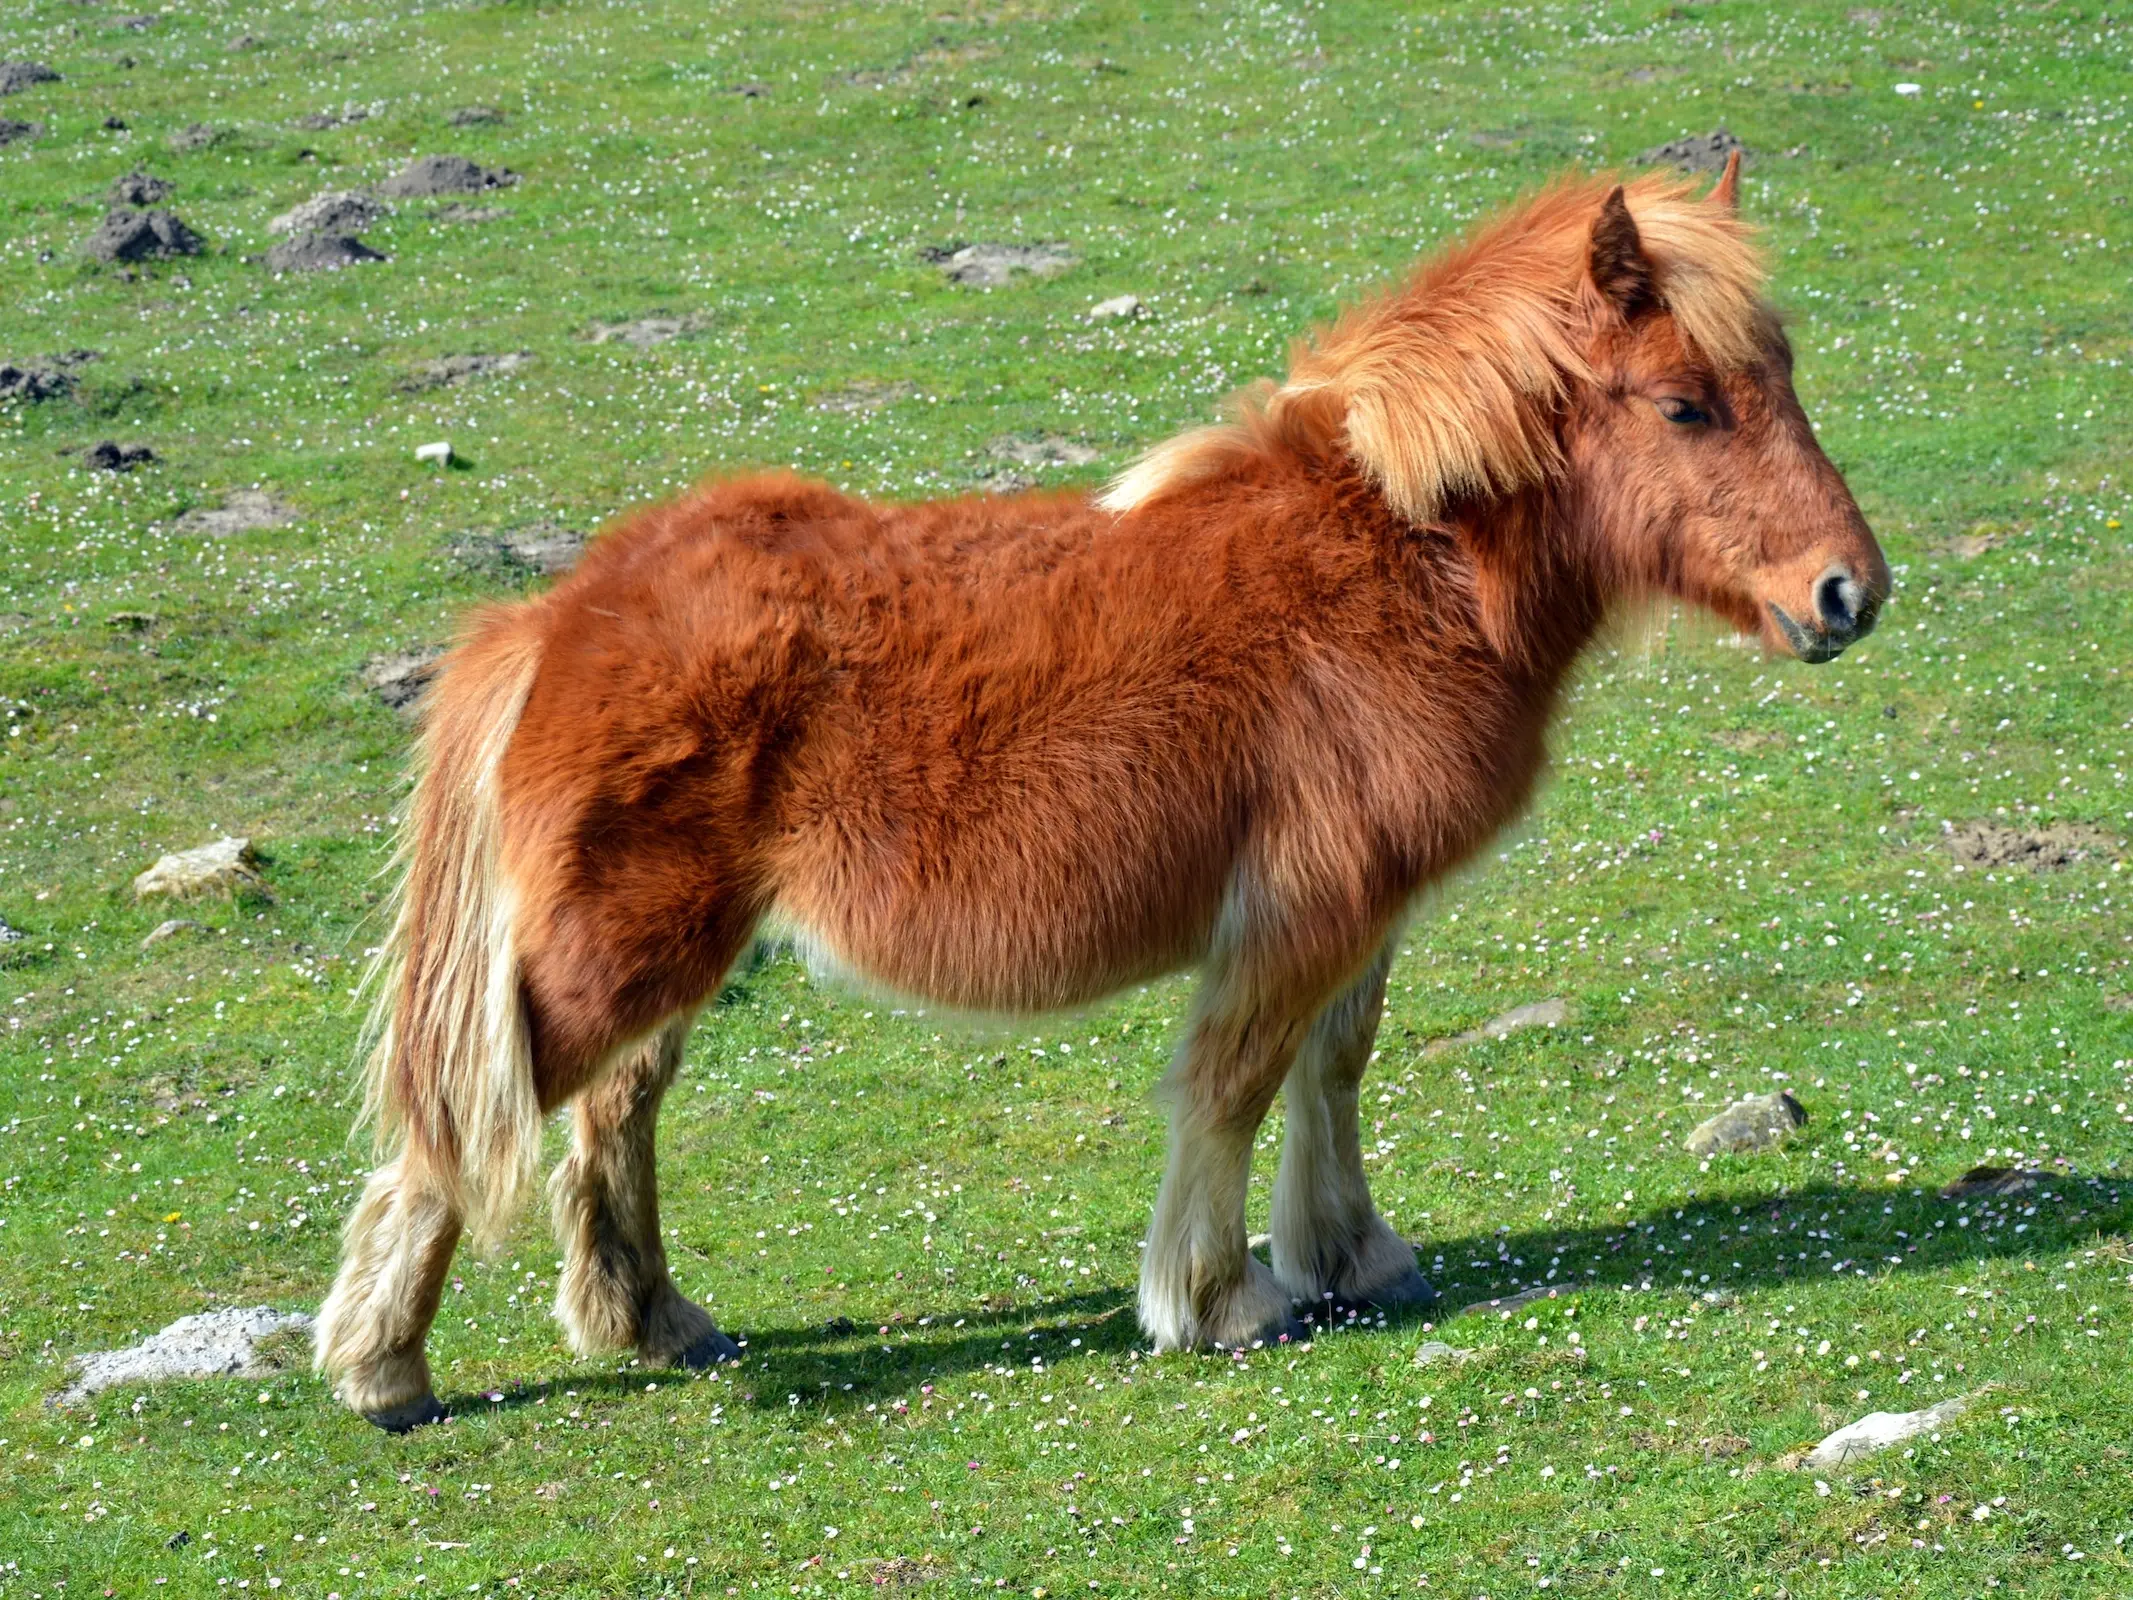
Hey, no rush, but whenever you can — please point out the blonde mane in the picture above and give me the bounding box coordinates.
[1098,173,1769,521]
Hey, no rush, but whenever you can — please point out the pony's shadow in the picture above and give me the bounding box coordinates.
[443,1175,2114,1421]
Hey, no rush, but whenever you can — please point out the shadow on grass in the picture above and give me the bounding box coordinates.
[436,1174,2122,1422]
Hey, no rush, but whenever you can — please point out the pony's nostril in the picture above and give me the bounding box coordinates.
[1814,566,1862,634]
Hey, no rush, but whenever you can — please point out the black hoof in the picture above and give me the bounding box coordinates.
[676,1329,742,1370]
[1356,1267,1438,1314]
[364,1394,447,1433]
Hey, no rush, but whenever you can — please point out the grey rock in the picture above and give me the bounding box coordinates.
[363,647,443,714]
[0,61,61,96]
[1458,1285,1568,1319]
[132,836,263,900]
[1801,1395,1973,1472]
[1937,1165,2050,1200]
[61,1307,313,1404]
[1640,128,1749,174]
[141,917,202,948]
[922,241,1074,288]
[1684,1090,1808,1156]
[264,232,385,273]
[378,153,517,198]
[83,207,203,262]
[1423,997,1568,1055]
[267,189,389,236]
[171,489,292,537]
[1411,1339,1477,1367]
[109,170,174,207]
[0,913,23,944]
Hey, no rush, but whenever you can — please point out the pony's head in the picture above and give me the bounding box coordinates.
[1565,157,1888,662]
[1101,157,1889,664]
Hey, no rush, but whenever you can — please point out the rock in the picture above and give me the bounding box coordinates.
[0,117,42,147]
[922,241,1074,288]
[60,1307,313,1404]
[141,917,202,948]
[171,489,293,537]
[1088,293,1147,321]
[1942,820,2117,870]
[0,913,23,945]
[1411,1339,1476,1367]
[414,440,453,466]
[85,440,157,472]
[168,123,227,153]
[378,153,517,198]
[814,378,914,412]
[447,104,504,126]
[1800,1395,1972,1472]
[263,232,385,273]
[83,207,203,262]
[1422,997,1568,1055]
[586,312,715,348]
[0,61,61,96]
[1893,82,1923,98]
[989,433,1100,469]
[1639,128,1749,174]
[109,170,174,207]
[267,189,389,236]
[1937,1165,2049,1200]
[1684,1090,1808,1156]
[398,351,531,392]
[363,647,443,713]
[132,836,263,900]
[1457,1285,1567,1319]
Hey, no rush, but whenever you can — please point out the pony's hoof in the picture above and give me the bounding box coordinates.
[364,1394,447,1434]
[1353,1266,1438,1313]
[676,1329,742,1369]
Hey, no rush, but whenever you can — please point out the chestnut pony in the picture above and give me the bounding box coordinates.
[317,157,1887,1429]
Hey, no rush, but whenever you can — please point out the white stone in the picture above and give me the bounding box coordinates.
[132,836,262,900]
[416,440,452,465]
[1801,1395,1972,1471]
[1088,293,1147,321]
[1894,82,1923,97]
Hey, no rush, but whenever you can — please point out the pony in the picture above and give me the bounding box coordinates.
[316,154,1888,1430]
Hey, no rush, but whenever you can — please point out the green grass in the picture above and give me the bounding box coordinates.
[2,0,2129,1594]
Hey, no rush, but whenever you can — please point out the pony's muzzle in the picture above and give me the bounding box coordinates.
[1769,563,1880,663]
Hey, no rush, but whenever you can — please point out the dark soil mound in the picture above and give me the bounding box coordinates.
[1943,820,2119,869]
[83,208,203,262]
[85,440,156,472]
[378,154,517,198]
[0,118,43,147]
[109,170,174,206]
[1639,128,1749,173]
[263,232,386,272]
[267,189,388,236]
[0,62,61,96]
[0,350,97,403]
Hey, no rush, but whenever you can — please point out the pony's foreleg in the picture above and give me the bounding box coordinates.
[313,1150,462,1432]
[1138,997,1311,1353]
[1268,945,1433,1310]
[548,1013,737,1369]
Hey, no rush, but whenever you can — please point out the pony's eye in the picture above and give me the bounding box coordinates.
[1656,397,1710,426]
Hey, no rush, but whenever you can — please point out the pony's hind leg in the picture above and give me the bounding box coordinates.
[313,1150,462,1432]
[1267,944,1433,1311]
[549,1013,738,1369]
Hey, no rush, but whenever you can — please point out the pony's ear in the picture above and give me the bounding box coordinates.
[1588,185,1652,317]
[1709,149,1742,211]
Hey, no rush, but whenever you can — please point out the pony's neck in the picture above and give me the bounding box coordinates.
[1435,482,1608,686]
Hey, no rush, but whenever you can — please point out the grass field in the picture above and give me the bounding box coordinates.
[2,0,2130,1594]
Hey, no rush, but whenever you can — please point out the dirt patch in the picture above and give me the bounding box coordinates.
[1639,128,1749,173]
[431,202,509,225]
[814,378,915,412]
[1937,520,2017,559]
[587,312,715,348]
[862,1556,946,1589]
[109,170,173,206]
[264,232,386,272]
[1,350,96,404]
[83,208,203,262]
[0,118,42,147]
[922,241,1074,288]
[296,103,375,131]
[455,519,586,579]
[171,489,293,537]
[61,1307,313,1404]
[85,439,156,471]
[378,153,518,198]
[989,433,1100,469]
[447,104,504,126]
[1943,820,2118,869]
[0,61,61,96]
[1711,727,1786,752]
[363,647,444,714]
[268,189,389,235]
[398,351,532,392]
[168,123,229,153]
[728,81,772,98]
